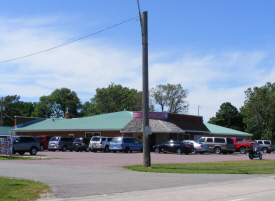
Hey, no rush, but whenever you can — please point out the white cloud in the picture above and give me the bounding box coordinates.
[1,16,275,123]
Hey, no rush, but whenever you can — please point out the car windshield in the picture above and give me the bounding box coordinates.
[50,137,59,141]
[74,139,81,143]
[91,138,100,142]
[111,138,122,142]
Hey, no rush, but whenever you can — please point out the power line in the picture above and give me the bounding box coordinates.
[0,16,138,64]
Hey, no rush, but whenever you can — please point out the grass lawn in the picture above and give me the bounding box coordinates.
[124,160,275,174]
[0,177,53,201]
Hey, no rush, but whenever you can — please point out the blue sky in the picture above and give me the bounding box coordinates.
[1,0,275,122]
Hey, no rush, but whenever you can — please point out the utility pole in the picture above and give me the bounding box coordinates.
[1,97,3,126]
[141,11,151,168]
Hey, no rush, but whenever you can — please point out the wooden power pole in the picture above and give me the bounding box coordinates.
[141,11,151,168]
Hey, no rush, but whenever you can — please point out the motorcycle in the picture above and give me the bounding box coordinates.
[246,147,262,160]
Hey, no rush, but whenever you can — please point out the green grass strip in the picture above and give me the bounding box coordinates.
[124,160,275,174]
[0,177,52,201]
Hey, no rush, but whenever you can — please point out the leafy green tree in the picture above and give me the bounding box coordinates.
[150,83,188,113]
[0,95,22,126]
[90,83,142,114]
[33,88,81,118]
[241,82,275,140]
[208,102,245,131]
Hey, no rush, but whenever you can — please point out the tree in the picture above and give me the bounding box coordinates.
[241,82,275,140]
[33,88,81,118]
[150,83,188,113]
[90,83,143,114]
[208,102,245,131]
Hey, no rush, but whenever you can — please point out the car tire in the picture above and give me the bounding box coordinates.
[30,147,37,155]
[124,147,130,153]
[192,149,197,154]
[214,147,221,154]
[104,146,109,152]
[262,148,268,153]
[249,155,253,160]
[155,147,160,153]
[176,149,182,155]
[62,146,67,152]
[40,145,44,151]
[240,147,246,154]
[19,151,25,155]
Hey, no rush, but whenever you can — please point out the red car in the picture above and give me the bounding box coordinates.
[36,135,52,151]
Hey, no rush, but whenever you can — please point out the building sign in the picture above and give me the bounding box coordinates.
[133,112,168,119]
[0,137,12,155]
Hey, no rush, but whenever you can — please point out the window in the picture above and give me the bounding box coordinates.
[134,139,140,143]
[264,141,270,144]
[102,138,106,141]
[236,138,242,143]
[36,137,44,140]
[214,138,225,143]
[206,138,213,142]
[107,138,113,142]
[85,132,101,137]
[258,141,263,144]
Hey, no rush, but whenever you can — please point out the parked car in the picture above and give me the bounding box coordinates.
[12,136,40,155]
[89,136,113,152]
[231,137,254,154]
[36,135,52,151]
[73,137,91,152]
[254,140,275,153]
[48,136,74,152]
[109,137,143,153]
[154,140,194,155]
[198,137,235,154]
[184,140,209,154]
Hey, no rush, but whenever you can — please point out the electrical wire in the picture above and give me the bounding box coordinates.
[0,16,138,64]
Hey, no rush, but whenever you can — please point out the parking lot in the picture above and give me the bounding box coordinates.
[5,150,275,167]
[1,151,275,200]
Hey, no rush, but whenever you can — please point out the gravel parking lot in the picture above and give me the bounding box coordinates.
[5,150,275,167]
[1,151,275,200]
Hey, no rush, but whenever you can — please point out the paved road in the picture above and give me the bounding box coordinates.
[1,151,275,200]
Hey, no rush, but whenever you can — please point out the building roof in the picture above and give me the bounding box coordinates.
[121,118,185,133]
[203,123,252,137]
[0,126,14,135]
[12,111,133,132]
[169,120,209,132]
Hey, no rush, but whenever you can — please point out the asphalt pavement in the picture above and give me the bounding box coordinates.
[1,151,275,200]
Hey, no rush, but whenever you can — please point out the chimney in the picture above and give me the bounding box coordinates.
[65,108,69,119]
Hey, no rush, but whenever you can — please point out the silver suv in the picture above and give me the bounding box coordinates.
[12,136,40,155]
[48,136,74,152]
[89,136,113,152]
[254,140,275,153]
[198,137,235,154]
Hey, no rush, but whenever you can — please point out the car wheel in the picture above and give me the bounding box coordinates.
[124,147,129,153]
[262,148,268,153]
[249,155,253,160]
[214,147,221,154]
[85,147,90,152]
[19,151,25,155]
[192,149,197,154]
[104,146,109,152]
[40,145,44,151]
[155,147,160,153]
[240,147,246,154]
[176,149,182,155]
[62,146,67,152]
[30,147,37,155]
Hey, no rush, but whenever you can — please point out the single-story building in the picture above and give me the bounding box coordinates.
[11,111,252,146]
